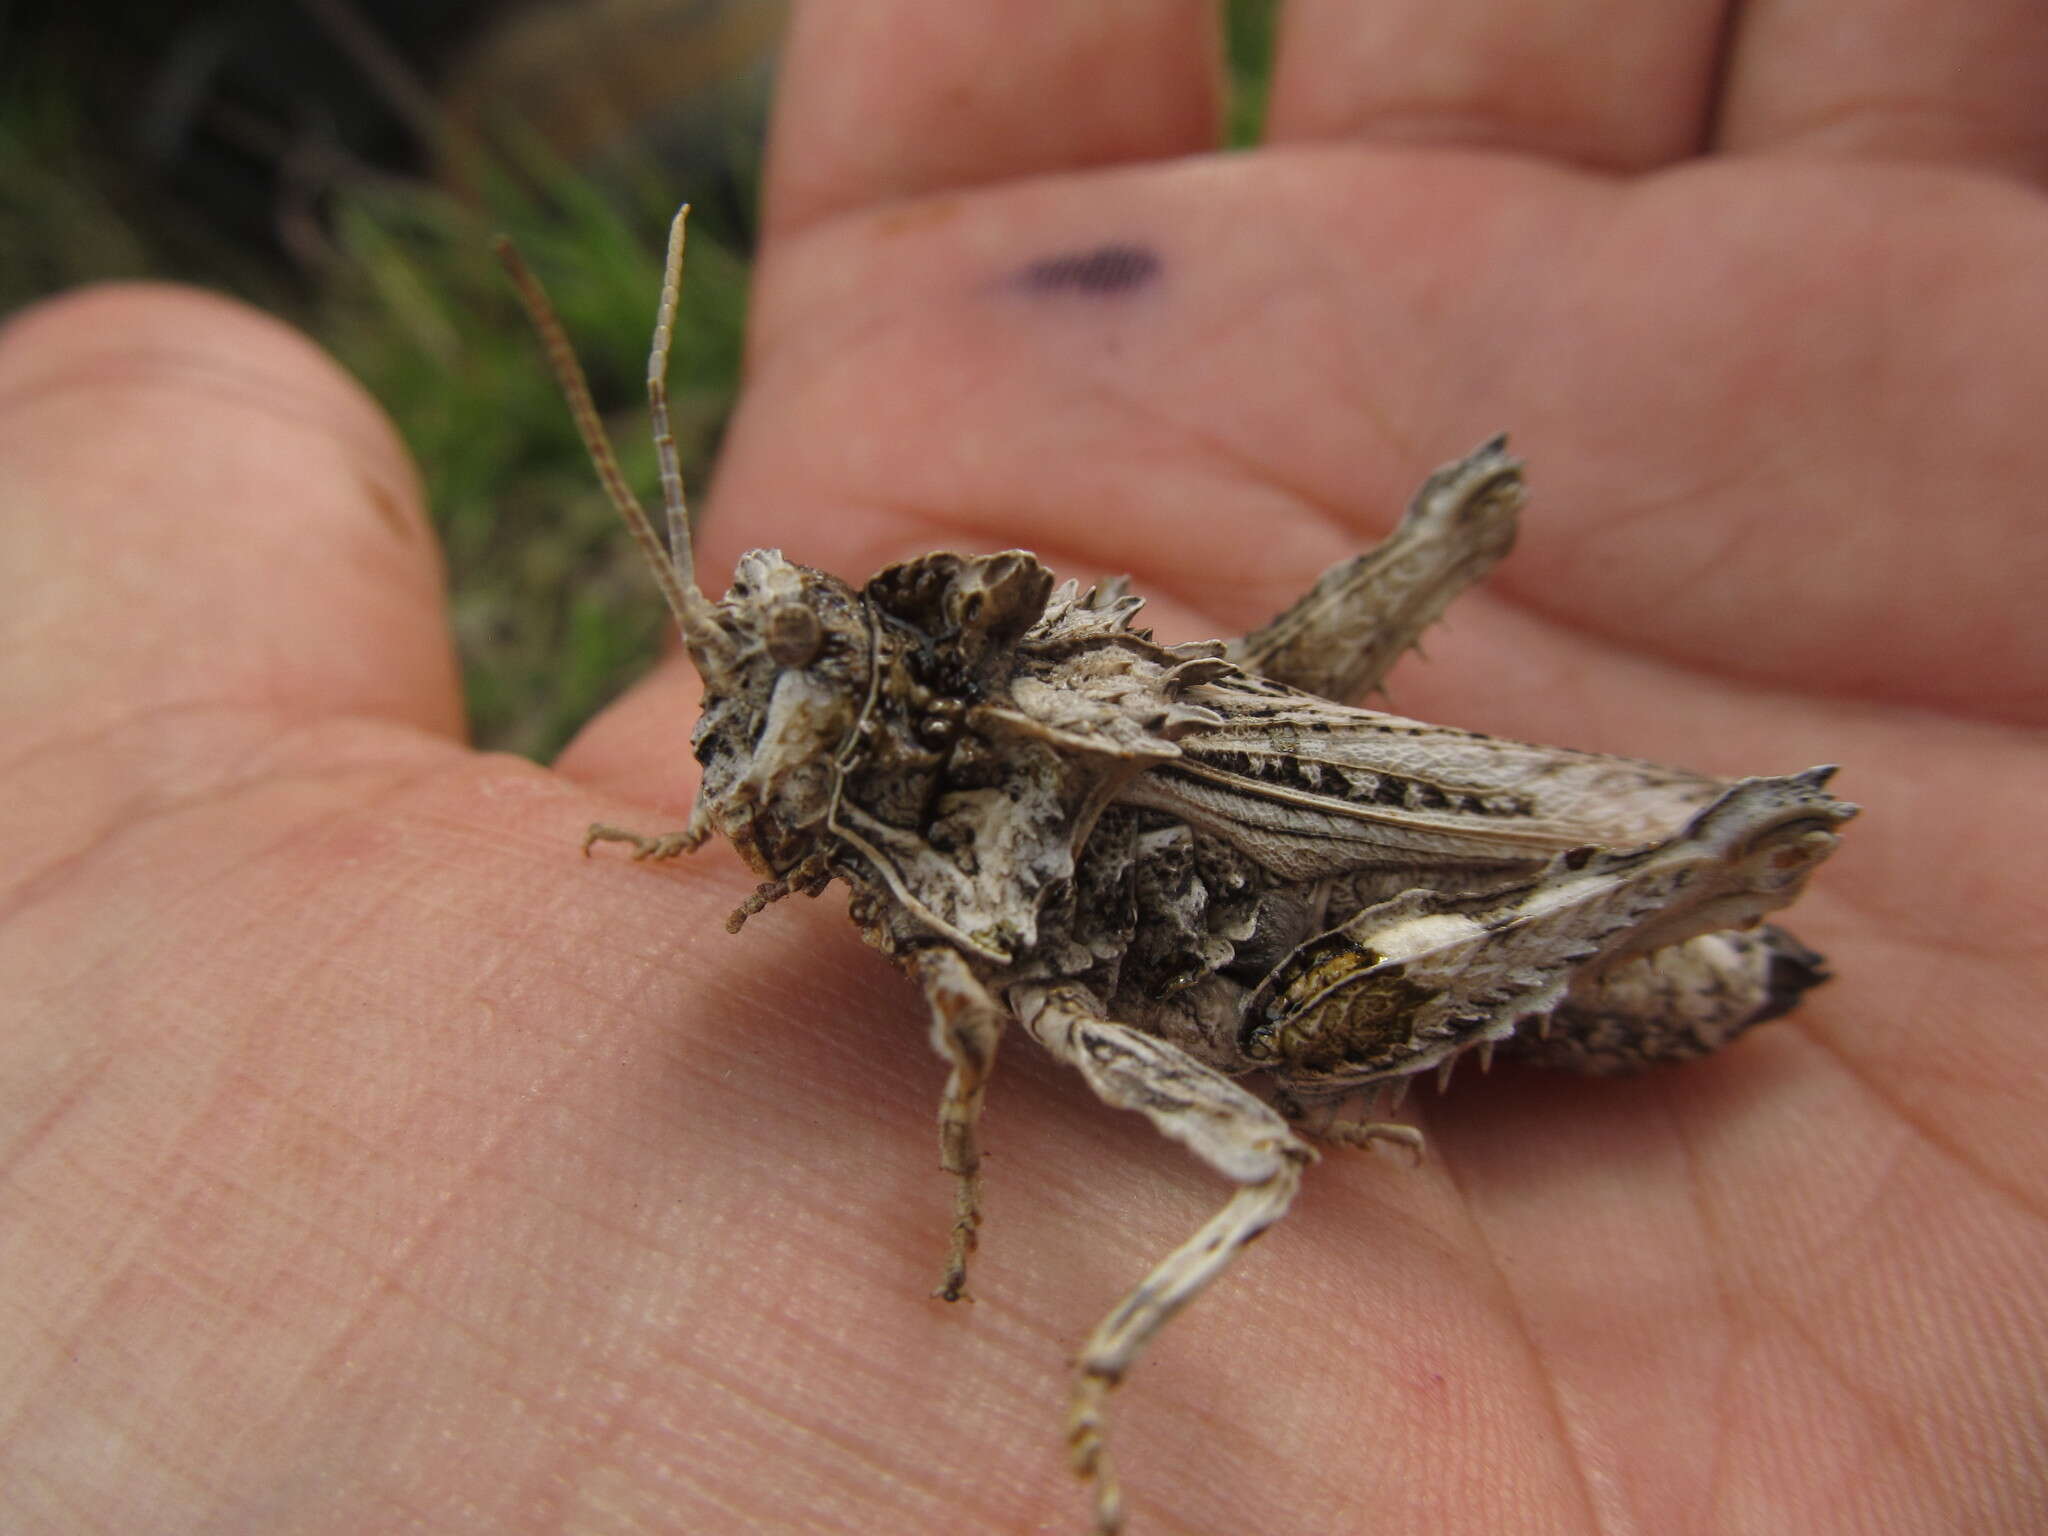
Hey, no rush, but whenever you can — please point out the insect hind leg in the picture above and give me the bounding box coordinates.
[1015,985,1314,1535]
[1225,436,1523,703]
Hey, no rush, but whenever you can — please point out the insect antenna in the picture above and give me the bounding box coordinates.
[647,207,698,604]
[494,216,730,668]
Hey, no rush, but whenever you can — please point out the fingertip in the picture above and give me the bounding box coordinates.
[0,283,222,418]
[3,280,410,479]
[765,1,1223,241]
[1266,0,1721,172]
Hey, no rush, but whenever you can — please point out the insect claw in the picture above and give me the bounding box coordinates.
[1373,1123,1426,1166]
[1069,1372,1125,1534]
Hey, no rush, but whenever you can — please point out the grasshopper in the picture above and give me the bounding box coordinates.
[498,211,1855,1534]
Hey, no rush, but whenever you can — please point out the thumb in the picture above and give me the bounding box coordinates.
[0,283,461,765]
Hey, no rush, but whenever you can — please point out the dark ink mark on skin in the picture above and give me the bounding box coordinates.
[1017,244,1161,297]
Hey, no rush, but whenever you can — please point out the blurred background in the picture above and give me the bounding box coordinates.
[2,0,1277,756]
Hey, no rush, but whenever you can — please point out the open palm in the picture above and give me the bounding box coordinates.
[5,5,2045,1532]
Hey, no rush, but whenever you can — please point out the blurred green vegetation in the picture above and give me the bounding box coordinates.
[4,0,1278,760]
[1226,0,1279,149]
[316,156,751,758]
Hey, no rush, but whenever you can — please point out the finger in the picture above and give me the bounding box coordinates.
[763,0,1222,241]
[0,284,461,751]
[1265,0,1727,171]
[1716,0,2048,185]
[1494,160,2048,729]
[705,155,2048,730]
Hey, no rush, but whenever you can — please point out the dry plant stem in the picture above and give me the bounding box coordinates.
[505,211,1858,1535]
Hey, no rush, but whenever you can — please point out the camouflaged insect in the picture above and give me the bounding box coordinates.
[501,213,1857,1536]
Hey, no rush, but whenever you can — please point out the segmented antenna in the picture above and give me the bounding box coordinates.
[648,208,696,593]
[492,227,697,631]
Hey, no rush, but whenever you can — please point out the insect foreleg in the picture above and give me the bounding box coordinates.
[913,947,1007,1303]
[1013,985,1315,1536]
[583,796,716,865]
[582,823,703,861]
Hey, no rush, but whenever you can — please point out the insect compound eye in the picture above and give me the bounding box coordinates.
[765,602,824,668]
[915,710,960,747]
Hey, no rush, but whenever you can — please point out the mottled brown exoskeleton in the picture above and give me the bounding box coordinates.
[499,212,1856,1535]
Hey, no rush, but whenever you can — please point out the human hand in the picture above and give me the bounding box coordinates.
[5,4,2046,1532]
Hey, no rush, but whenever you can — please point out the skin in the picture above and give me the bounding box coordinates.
[4,2,2046,1531]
